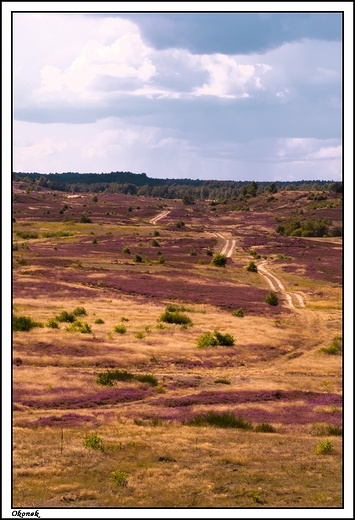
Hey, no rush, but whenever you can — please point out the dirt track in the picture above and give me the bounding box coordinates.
[149,210,170,224]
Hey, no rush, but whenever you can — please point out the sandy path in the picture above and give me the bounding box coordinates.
[214,233,236,258]
[257,260,305,309]
[149,210,170,225]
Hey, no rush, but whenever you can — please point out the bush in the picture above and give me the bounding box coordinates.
[197,330,235,348]
[211,253,227,267]
[151,239,160,247]
[134,253,143,263]
[56,310,76,323]
[16,231,38,239]
[13,316,43,332]
[214,378,231,385]
[66,320,92,333]
[246,260,258,272]
[255,422,276,433]
[113,324,127,334]
[232,308,244,318]
[265,291,279,306]
[46,318,59,329]
[135,374,158,386]
[187,411,252,429]
[176,220,185,228]
[73,307,87,317]
[122,246,131,254]
[96,370,135,386]
[318,336,342,355]
[110,470,128,487]
[83,433,105,452]
[94,318,105,324]
[315,440,333,455]
[159,310,192,326]
[80,213,92,223]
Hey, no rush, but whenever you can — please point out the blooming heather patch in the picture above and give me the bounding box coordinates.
[16,413,96,428]
[14,385,154,409]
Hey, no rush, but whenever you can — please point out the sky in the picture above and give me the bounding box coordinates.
[9,7,348,182]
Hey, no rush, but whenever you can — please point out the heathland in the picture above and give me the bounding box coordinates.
[12,178,343,508]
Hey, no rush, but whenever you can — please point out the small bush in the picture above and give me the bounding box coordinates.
[187,412,252,429]
[318,336,342,355]
[315,440,333,455]
[255,422,276,433]
[135,332,144,339]
[73,306,87,317]
[83,433,105,452]
[311,423,342,436]
[92,238,97,244]
[153,230,160,237]
[110,470,128,487]
[135,374,158,386]
[96,370,135,386]
[46,318,59,329]
[66,320,92,333]
[214,378,231,385]
[13,316,43,332]
[80,213,92,223]
[113,324,127,334]
[189,249,197,256]
[134,253,143,263]
[232,308,244,318]
[151,239,160,247]
[246,260,258,272]
[122,246,131,254]
[16,231,38,239]
[206,249,213,256]
[265,291,279,306]
[159,310,192,326]
[176,220,185,228]
[94,318,105,324]
[197,330,235,348]
[211,253,227,267]
[56,311,76,323]
[158,255,165,264]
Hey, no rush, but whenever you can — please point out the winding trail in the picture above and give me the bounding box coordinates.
[149,210,170,225]
[213,232,305,310]
[257,260,305,309]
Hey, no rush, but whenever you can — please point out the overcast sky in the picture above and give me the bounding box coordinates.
[12,8,344,182]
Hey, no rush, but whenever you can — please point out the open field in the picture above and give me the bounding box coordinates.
[12,184,343,509]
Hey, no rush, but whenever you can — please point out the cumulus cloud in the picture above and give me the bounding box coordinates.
[12,13,343,181]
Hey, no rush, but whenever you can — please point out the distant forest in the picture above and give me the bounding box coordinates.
[13,171,343,201]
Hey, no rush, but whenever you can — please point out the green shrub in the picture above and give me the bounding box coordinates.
[159,310,192,326]
[110,470,128,487]
[153,230,160,237]
[158,255,165,264]
[80,213,92,223]
[187,411,252,429]
[56,310,76,323]
[176,220,185,228]
[246,260,258,272]
[16,231,38,239]
[73,306,87,317]
[46,318,59,329]
[83,433,105,452]
[315,440,333,455]
[151,239,160,247]
[232,308,244,318]
[122,246,131,254]
[189,249,197,256]
[113,324,127,334]
[206,249,213,256]
[265,291,279,306]
[134,253,143,263]
[135,374,158,386]
[13,316,43,332]
[66,320,92,333]
[318,336,342,355]
[211,253,227,267]
[197,330,235,348]
[255,422,276,433]
[96,370,135,386]
[214,378,231,385]
[94,318,105,324]
[311,423,342,436]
